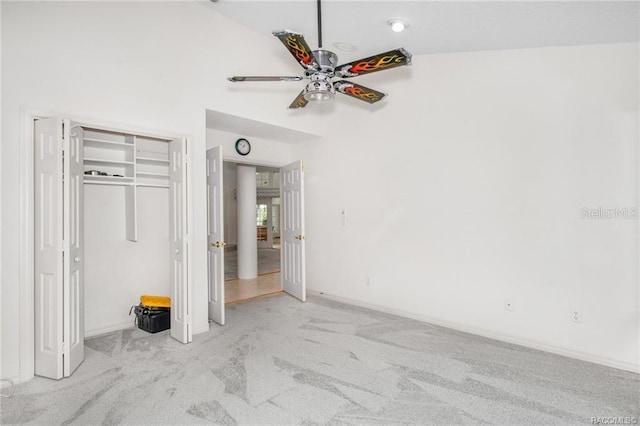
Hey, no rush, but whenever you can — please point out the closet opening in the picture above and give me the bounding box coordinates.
[31,117,192,380]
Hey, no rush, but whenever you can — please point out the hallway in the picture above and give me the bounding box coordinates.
[224,246,280,280]
[224,246,282,304]
[225,272,281,305]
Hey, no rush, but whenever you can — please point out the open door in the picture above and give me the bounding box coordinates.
[34,118,64,379]
[34,118,85,379]
[169,137,192,343]
[206,146,225,325]
[281,160,306,301]
[63,122,84,376]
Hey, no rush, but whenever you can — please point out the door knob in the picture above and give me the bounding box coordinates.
[294,235,305,240]
[211,241,227,248]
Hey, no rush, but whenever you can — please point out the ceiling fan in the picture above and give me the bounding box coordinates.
[227,0,412,109]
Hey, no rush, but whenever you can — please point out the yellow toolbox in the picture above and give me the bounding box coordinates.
[140,295,171,309]
[130,295,171,333]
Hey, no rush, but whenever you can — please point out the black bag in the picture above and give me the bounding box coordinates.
[129,304,170,333]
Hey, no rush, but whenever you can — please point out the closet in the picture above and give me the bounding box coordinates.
[33,118,191,380]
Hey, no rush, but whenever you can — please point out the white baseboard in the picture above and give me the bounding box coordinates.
[193,322,210,335]
[85,320,135,338]
[86,320,210,339]
[308,290,640,374]
[1,375,21,392]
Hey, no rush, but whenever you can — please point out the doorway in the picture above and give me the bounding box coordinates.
[224,164,282,280]
[224,164,282,303]
[206,148,306,325]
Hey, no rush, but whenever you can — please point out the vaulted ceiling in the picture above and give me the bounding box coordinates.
[208,1,638,137]
[212,1,639,59]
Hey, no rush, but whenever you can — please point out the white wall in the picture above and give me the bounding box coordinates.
[294,42,639,371]
[1,1,317,381]
[206,128,294,167]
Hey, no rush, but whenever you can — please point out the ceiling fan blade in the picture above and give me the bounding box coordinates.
[334,81,387,104]
[228,76,303,82]
[334,48,412,78]
[288,90,309,109]
[273,30,319,69]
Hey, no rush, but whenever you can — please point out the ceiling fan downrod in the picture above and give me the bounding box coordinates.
[317,0,323,48]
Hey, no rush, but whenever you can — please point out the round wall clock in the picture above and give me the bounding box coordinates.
[235,138,251,156]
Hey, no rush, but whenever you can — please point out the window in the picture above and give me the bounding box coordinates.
[256,204,268,226]
[256,172,270,188]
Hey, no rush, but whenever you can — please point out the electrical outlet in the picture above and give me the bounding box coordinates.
[570,309,582,323]
[504,299,513,311]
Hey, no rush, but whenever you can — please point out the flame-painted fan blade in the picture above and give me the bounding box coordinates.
[288,91,309,109]
[334,81,387,104]
[334,48,412,78]
[273,30,319,69]
[228,76,303,82]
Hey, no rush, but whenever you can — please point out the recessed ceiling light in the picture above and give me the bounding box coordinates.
[388,19,409,33]
[333,41,358,52]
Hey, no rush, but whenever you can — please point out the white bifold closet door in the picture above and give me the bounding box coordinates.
[34,118,84,379]
[169,137,192,343]
[206,146,225,325]
[281,160,306,302]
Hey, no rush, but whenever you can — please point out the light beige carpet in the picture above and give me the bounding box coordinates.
[2,294,638,425]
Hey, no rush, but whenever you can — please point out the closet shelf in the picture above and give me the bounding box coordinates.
[136,157,170,164]
[83,137,134,148]
[84,180,134,187]
[136,172,170,178]
[85,158,134,165]
[136,183,170,188]
[84,175,134,183]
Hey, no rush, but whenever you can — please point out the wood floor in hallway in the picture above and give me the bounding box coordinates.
[225,272,282,305]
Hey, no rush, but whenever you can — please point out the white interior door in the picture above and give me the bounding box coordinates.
[169,137,192,343]
[281,160,306,301]
[34,117,64,379]
[206,146,225,325]
[63,121,84,376]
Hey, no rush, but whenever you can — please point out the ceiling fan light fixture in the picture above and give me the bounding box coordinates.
[388,19,409,33]
[303,81,335,103]
[305,90,334,103]
[303,75,335,103]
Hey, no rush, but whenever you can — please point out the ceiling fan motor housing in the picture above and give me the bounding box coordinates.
[311,49,338,75]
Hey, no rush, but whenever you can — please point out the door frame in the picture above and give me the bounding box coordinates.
[18,108,193,383]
